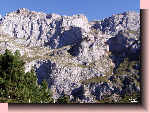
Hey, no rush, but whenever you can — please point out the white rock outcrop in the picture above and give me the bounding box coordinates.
[0,9,140,103]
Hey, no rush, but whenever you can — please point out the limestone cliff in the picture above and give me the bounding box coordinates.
[0,8,140,103]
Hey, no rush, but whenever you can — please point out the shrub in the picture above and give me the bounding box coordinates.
[56,95,70,104]
[0,49,53,103]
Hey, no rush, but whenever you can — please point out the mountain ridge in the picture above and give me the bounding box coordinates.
[0,8,140,103]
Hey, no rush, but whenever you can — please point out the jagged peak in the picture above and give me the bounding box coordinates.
[3,8,87,22]
[62,13,86,18]
[121,10,139,15]
[5,8,45,17]
[107,11,139,21]
[90,11,139,22]
[16,8,30,13]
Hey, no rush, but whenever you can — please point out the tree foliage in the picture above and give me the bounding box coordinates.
[56,94,70,104]
[0,49,53,103]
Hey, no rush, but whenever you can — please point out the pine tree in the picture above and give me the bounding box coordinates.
[0,49,54,103]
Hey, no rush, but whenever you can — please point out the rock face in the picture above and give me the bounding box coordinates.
[0,8,89,48]
[91,11,140,36]
[0,8,140,103]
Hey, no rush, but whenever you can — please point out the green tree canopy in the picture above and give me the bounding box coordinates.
[0,49,53,103]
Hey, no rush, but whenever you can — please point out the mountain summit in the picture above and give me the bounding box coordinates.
[0,9,140,103]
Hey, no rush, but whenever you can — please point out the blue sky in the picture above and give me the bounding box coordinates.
[0,0,140,21]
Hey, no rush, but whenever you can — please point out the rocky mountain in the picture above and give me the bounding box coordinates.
[0,8,140,103]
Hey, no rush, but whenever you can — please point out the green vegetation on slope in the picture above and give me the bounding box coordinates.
[0,49,53,103]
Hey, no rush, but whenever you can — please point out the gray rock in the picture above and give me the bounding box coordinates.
[0,9,140,103]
